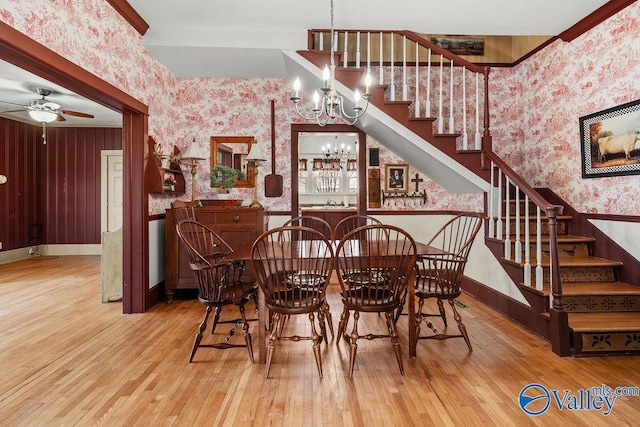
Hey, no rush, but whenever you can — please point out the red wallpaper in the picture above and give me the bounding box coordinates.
[0,118,122,250]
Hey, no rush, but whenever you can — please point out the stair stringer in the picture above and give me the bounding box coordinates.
[282,50,489,194]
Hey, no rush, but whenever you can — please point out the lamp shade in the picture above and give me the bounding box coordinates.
[29,110,58,123]
[245,143,266,162]
[181,142,205,160]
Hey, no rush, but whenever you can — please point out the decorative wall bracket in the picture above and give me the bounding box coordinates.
[381,189,427,205]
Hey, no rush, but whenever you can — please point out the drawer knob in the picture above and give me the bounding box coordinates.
[233,215,240,222]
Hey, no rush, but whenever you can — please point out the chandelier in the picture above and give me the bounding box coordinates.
[321,136,351,169]
[290,0,372,126]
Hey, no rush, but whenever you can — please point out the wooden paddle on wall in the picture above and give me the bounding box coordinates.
[264,99,283,197]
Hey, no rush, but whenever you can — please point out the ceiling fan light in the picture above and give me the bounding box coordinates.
[28,110,57,123]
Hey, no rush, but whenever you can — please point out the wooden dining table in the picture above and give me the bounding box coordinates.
[228,239,444,364]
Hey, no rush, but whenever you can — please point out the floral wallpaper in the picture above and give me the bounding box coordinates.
[489,3,640,216]
[2,0,638,217]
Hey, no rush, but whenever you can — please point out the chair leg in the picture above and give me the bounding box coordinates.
[348,311,360,378]
[437,297,447,327]
[239,302,254,363]
[190,305,212,363]
[336,306,350,345]
[322,301,334,340]
[211,305,222,334]
[309,311,323,378]
[449,299,472,351]
[265,313,282,379]
[317,306,328,342]
[386,310,404,375]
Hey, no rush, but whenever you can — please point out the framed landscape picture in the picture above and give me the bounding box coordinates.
[579,99,640,178]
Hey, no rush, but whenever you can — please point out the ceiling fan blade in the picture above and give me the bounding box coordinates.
[56,113,66,122]
[61,110,94,119]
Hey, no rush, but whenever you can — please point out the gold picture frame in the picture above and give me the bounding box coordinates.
[385,164,409,193]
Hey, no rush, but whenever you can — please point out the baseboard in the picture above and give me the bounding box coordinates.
[462,275,550,340]
[0,244,101,264]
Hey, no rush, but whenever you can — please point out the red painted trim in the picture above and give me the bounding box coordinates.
[149,213,166,221]
[0,22,149,314]
[105,0,150,36]
[558,0,636,42]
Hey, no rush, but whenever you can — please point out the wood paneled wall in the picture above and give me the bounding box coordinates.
[0,117,122,251]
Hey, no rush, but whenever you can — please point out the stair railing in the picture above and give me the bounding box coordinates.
[307,29,491,151]
[485,151,570,355]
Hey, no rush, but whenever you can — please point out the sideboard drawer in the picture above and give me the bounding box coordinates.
[216,210,257,224]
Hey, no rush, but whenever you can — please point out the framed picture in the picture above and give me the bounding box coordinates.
[385,164,409,193]
[430,37,484,56]
[579,99,640,178]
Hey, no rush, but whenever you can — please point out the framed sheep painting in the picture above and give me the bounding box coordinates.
[579,98,640,178]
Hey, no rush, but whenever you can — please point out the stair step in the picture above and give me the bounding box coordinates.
[569,312,640,333]
[506,256,623,268]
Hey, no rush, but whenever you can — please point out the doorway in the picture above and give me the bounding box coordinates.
[291,124,367,218]
[0,22,149,313]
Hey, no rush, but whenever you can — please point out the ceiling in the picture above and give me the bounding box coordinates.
[128,0,610,78]
[0,0,612,126]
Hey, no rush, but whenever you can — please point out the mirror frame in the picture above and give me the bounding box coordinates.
[210,136,255,188]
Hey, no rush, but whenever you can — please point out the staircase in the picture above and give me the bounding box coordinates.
[285,29,640,356]
[487,190,640,356]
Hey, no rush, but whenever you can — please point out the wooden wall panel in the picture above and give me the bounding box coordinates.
[0,117,122,251]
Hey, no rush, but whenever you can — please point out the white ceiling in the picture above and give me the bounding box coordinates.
[0,59,122,127]
[128,0,610,78]
[0,0,611,125]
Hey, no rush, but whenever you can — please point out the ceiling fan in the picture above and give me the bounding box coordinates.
[0,87,95,123]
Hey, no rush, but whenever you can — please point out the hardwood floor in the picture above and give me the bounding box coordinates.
[1,256,639,426]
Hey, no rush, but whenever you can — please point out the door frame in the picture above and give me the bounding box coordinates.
[291,124,367,218]
[0,22,149,313]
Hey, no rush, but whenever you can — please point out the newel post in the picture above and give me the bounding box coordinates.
[547,205,571,356]
[481,66,493,152]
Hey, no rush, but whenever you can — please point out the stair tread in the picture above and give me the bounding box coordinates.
[507,256,623,268]
[563,281,640,296]
[518,281,639,296]
[568,312,640,332]
[496,234,595,243]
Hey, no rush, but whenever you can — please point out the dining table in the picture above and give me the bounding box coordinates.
[227,238,445,364]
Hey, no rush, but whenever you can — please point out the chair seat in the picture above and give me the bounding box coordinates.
[199,281,257,304]
[340,287,400,309]
[342,271,388,286]
[269,287,325,309]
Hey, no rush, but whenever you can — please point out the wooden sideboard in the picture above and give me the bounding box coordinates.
[164,205,265,302]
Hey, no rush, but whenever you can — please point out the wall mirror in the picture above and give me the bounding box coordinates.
[210,136,255,187]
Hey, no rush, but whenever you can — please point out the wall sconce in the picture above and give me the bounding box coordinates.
[181,139,206,201]
[245,143,266,208]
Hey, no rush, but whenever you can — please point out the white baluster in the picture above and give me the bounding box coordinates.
[343,31,348,68]
[524,196,531,286]
[488,161,495,239]
[402,36,407,101]
[475,72,482,150]
[496,168,503,240]
[319,31,324,50]
[379,32,383,85]
[448,61,454,134]
[426,48,431,118]
[390,32,395,101]
[462,67,468,150]
[356,32,361,68]
[504,177,511,260]
[536,207,543,291]
[367,32,371,70]
[438,55,443,133]
[515,186,522,263]
[415,42,420,117]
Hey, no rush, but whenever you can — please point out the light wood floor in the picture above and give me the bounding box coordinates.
[1,256,640,426]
